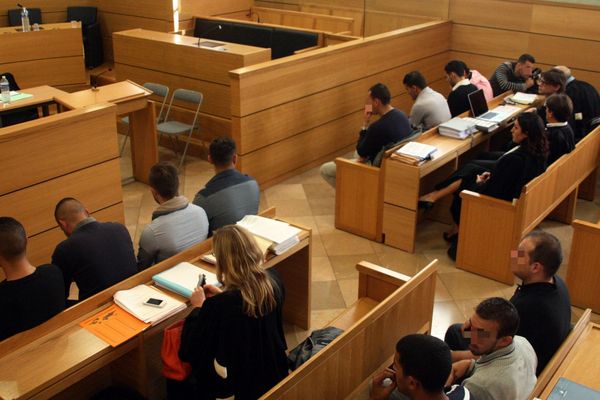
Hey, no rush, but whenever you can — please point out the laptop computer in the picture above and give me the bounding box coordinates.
[468,88,515,123]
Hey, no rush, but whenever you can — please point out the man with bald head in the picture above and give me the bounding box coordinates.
[553,65,600,141]
[52,198,137,302]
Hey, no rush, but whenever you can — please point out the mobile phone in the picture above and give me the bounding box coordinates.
[197,273,206,288]
[143,297,166,308]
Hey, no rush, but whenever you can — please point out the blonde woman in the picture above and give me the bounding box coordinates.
[179,225,288,400]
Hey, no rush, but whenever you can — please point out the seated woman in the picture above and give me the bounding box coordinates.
[179,225,288,400]
[419,112,548,257]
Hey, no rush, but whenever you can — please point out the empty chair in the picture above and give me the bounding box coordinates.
[120,82,170,156]
[157,89,203,169]
[8,8,42,27]
[67,6,103,68]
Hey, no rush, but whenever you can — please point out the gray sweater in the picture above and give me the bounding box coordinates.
[462,335,537,400]
[409,87,451,131]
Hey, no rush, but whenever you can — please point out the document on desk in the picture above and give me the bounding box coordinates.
[509,92,537,105]
[395,142,437,161]
[80,303,150,347]
[113,285,186,326]
[548,377,600,399]
[237,215,301,255]
[0,91,33,104]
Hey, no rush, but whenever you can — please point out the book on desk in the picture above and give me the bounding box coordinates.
[153,261,219,298]
[237,215,301,255]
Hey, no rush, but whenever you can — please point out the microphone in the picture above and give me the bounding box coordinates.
[197,24,222,47]
[91,68,112,91]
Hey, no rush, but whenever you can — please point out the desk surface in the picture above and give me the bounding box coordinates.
[0,22,80,35]
[539,323,600,398]
[58,80,152,109]
[0,224,310,399]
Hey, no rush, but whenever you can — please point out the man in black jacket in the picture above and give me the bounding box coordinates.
[52,198,138,302]
[445,230,571,376]
[444,60,479,117]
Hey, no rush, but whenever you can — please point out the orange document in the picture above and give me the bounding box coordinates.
[80,303,150,347]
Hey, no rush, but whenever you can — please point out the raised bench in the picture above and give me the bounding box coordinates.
[566,219,600,314]
[457,125,600,284]
[529,309,592,399]
[261,259,438,399]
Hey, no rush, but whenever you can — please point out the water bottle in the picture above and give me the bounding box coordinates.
[21,7,30,32]
[0,76,10,104]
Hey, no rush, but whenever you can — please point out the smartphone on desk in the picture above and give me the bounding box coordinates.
[143,297,166,308]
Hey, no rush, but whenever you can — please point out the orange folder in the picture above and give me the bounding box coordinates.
[80,303,150,347]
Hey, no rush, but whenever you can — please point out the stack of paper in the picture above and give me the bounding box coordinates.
[395,142,437,162]
[463,117,499,133]
[153,262,219,298]
[509,92,537,105]
[0,91,33,104]
[113,285,186,326]
[438,117,477,139]
[237,215,301,255]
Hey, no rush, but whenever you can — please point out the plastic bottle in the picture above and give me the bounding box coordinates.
[0,76,10,104]
[21,7,30,32]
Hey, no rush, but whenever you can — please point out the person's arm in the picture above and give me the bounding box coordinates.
[51,245,71,299]
[179,297,219,364]
[409,103,426,131]
[480,153,523,200]
[493,63,528,93]
[370,368,397,400]
[137,227,157,270]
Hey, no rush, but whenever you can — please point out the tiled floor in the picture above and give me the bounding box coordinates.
[120,139,600,348]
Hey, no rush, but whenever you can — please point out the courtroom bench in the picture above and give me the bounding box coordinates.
[261,259,438,399]
[565,219,600,314]
[456,125,600,284]
[528,309,592,399]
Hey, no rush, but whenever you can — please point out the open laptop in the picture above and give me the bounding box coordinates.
[468,88,515,123]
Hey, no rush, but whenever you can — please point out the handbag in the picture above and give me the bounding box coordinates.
[161,320,192,381]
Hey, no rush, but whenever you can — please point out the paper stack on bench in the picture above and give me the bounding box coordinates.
[392,141,437,165]
[113,284,186,326]
[237,215,301,255]
[508,92,537,105]
[438,117,477,139]
[153,262,219,298]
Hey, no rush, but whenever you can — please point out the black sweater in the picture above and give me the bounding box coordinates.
[447,83,478,117]
[0,264,65,340]
[356,108,411,162]
[547,124,575,165]
[510,276,571,375]
[179,270,288,400]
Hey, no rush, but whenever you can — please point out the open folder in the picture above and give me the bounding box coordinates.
[80,303,150,347]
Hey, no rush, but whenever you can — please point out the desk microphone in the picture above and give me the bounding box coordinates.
[197,24,222,47]
[91,68,112,91]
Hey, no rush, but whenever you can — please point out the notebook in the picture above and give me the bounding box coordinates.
[468,89,518,123]
[438,117,477,140]
[395,142,437,161]
[237,215,301,255]
[153,262,219,298]
[509,92,537,105]
[548,377,600,399]
[113,285,186,325]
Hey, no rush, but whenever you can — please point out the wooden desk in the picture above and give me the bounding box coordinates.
[0,216,311,400]
[0,22,85,89]
[536,323,600,398]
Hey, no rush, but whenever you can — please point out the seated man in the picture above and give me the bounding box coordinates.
[444,60,478,117]
[489,53,537,97]
[320,83,411,187]
[553,65,600,141]
[0,217,65,340]
[462,61,493,101]
[449,298,537,400]
[138,162,209,269]
[193,137,259,235]
[370,334,470,400]
[403,71,451,131]
[536,69,566,124]
[446,232,571,376]
[52,198,138,302]
[545,93,575,165]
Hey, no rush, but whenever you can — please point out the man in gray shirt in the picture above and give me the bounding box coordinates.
[403,71,451,131]
[138,162,209,269]
[450,297,537,400]
[193,137,260,235]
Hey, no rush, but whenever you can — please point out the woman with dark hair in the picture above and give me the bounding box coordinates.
[178,225,288,400]
[419,112,548,256]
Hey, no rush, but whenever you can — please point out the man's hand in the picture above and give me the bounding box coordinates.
[364,105,373,126]
[451,359,473,382]
[525,77,535,89]
[370,368,397,400]
[476,172,491,185]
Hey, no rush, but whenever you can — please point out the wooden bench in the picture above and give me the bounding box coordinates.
[457,126,600,284]
[566,219,600,314]
[261,259,438,399]
[528,309,593,399]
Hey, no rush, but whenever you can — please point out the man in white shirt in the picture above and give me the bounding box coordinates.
[137,162,209,269]
[403,71,451,131]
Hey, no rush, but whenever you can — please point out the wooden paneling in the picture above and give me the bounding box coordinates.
[567,220,600,316]
[382,203,418,253]
[180,0,253,18]
[0,57,86,88]
[252,6,354,34]
[231,21,451,117]
[0,159,122,238]
[28,203,125,267]
[0,105,118,195]
[97,0,172,20]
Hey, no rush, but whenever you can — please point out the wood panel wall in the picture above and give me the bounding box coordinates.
[449,0,600,90]
[230,21,452,187]
[0,104,124,267]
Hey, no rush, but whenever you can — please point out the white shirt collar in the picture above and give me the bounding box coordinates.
[547,122,568,127]
[452,78,471,91]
